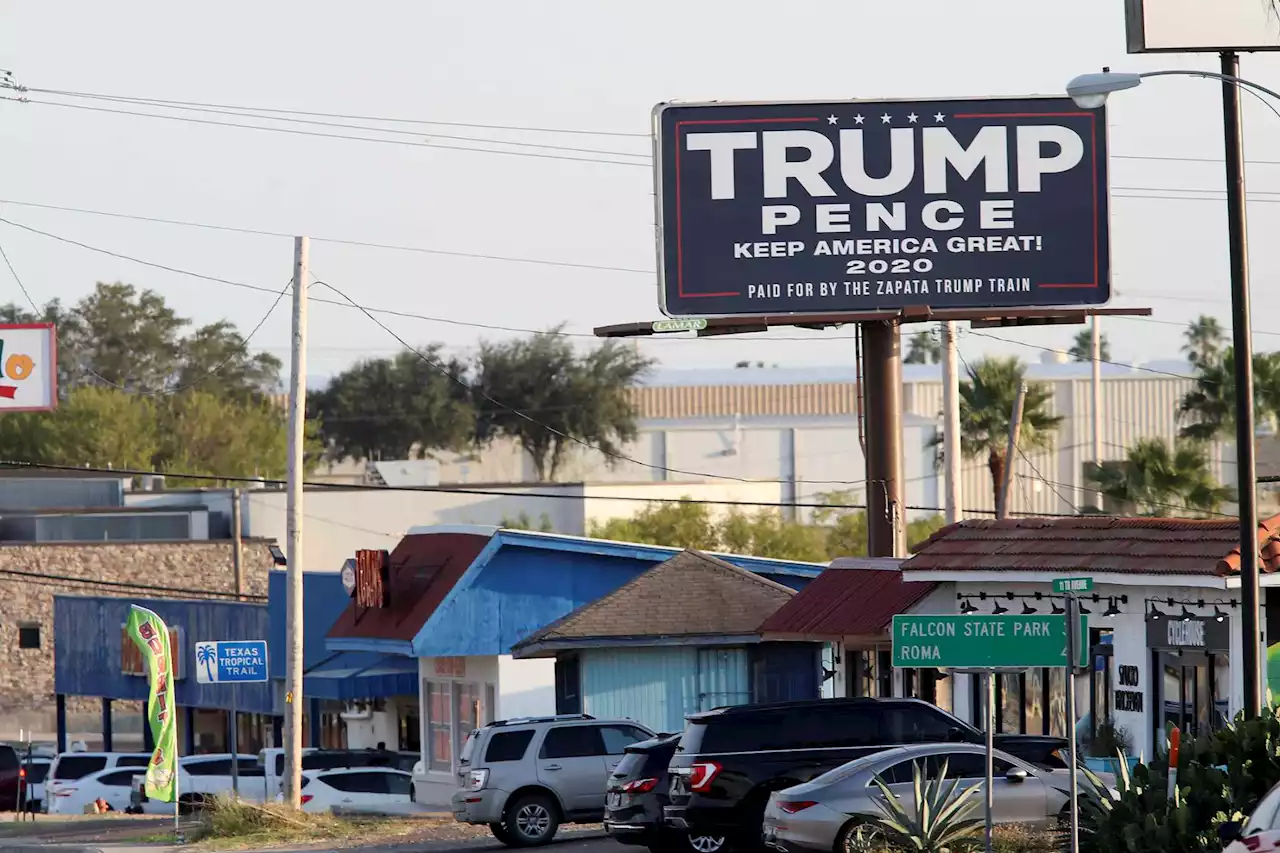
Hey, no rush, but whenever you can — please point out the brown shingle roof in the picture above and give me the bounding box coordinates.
[903,515,1280,577]
[511,549,795,654]
[759,565,936,640]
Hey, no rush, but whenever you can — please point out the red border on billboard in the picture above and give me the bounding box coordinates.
[0,322,58,412]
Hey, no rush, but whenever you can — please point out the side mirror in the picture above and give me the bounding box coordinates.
[1219,822,1243,844]
[1005,768,1029,784]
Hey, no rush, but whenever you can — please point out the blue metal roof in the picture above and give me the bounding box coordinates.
[54,595,274,714]
[267,571,417,701]
[326,528,823,659]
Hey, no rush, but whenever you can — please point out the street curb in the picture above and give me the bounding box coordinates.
[308,827,607,853]
[0,846,103,853]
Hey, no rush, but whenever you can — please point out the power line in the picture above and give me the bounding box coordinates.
[22,90,650,159]
[21,87,650,139]
[1,96,652,169]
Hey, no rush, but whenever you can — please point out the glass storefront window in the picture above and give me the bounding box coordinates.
[426,680,453,773]
[1000,673,1022,734]
[1025,669,1045,736]
[1049,667,1067,737]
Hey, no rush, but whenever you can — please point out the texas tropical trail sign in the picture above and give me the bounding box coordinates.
[194,640,268,684]
[653,96,1110,318]
[891,614,1089,669]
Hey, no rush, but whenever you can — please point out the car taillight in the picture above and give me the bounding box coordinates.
[778,801,818,814]
[300,795,313,805]
[465,769,489,792]
[688,762,721,793]
[622,778,658,794]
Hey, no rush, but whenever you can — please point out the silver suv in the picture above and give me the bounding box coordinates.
[451,714,655,847]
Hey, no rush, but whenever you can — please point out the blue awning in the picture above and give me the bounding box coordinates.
[302,651,417,701]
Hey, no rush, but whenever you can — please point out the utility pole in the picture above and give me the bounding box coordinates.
[1220,50,1261,718]
[997,384,1027,520]
[284,236,309,807]
[1090,317,1103,511]
[941,321,962,525]
[231,488,244,600]
[862,321,904,557]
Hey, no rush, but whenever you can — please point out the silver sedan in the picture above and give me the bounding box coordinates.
[762,743,1114,853]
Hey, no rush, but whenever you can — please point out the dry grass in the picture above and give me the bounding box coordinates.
[990,824,1063,853]
[188,798,498,851]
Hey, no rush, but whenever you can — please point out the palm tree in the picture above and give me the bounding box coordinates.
[1183,316,1225,368]
[196,644,218,682]
[937,356,1063,513]
[1178,348,1280,440]
[1085,438,1233,516]
[905,330,941,365]
[1068,329,1111,363]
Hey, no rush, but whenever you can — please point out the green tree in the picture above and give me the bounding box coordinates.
[1068,328,1111,362]
[904,330,941,365]
[588,499,720,549]
[472,327,653,480]
[157,391,316,480]
[6,385,162,470]
[938,356,1063,514]
[1084,437,1232,517]
[311,349,475,461]
[1178,347,1280,441]
[0,283,282,398]
[500,512,555,532]
[1183,315,1226,368]
[718,509,830,562]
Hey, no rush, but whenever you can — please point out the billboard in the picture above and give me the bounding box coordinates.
[653,97,1110,318]
[1126,0,1280,52]
[0,323,56,412]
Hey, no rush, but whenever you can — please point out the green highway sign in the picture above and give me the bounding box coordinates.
[1053,577,1093,594]
[652,318,708,333]
[891,614,1089,669]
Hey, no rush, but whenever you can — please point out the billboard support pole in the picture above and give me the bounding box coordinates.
[1220,49,1261,719]
[862,320,904,558]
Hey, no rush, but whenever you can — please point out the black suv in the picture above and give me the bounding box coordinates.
[606,734,725,853]
[664,698,1067,852]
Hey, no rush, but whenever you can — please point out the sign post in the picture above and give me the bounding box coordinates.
[1064,594,1082,853]
[893,611,1089,853]
[195,640,269,796]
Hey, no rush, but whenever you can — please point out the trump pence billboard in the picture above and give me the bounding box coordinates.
[653,97,1110,317]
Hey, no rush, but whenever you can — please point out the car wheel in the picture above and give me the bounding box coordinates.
[491,822,517,844]
[837,818,883,853]
[502,792,560,847]
[685,834,727,853]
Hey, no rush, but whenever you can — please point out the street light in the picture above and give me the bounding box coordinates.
[1066,69,1280,109]
[1066,64,1265,718]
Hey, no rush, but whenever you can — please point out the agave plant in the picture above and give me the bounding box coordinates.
[868,759,985,853]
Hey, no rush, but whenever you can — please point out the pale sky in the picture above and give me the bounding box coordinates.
[3,0,1280,381]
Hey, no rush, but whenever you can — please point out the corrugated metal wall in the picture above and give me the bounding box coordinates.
[580,646,750,733]
[54,595,275,714]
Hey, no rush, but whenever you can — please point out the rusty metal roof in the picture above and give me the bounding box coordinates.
[902,515,1280,577]
[758,566,937,640]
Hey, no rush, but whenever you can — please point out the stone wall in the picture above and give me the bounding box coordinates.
[0,540,275,741]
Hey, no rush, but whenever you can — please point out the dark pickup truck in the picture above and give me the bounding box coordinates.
[664,698,1068,852]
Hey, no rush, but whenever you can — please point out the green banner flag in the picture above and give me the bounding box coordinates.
[126,605,178,803]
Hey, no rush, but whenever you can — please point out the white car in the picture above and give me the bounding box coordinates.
[47,753,264,815]
[19,757,50,812]
[45,752,151,805]
[281,768,414,813]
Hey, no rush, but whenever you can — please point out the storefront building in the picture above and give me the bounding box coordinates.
[53,594,274,755]
[899,515,1270,757]
[324,525,823,804]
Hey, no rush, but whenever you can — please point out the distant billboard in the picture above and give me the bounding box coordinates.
[1126,0,1280,52]
[0,323,56,412]
[653,97,1111,318]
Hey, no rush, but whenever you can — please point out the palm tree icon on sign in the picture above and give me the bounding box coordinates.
[197,644,218,682]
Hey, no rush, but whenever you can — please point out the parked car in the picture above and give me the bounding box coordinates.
[761,743,1115,853]
[1221,779,1280,850]
[45,752,151,806]
[280,767,414,813]
[18,755,51,812]
[257,747,403,795]
[664,698,1069,853]
[605,733,724,853]
[0,744,21,812]
[50,754,266,815]
[451,713,657,847]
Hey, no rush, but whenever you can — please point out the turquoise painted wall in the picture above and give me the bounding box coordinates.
[581,647,750,733]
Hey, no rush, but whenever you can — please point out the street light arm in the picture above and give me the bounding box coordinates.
[1138,69,1280,104]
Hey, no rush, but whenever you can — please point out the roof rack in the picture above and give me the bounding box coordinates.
[488,714,596,728]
